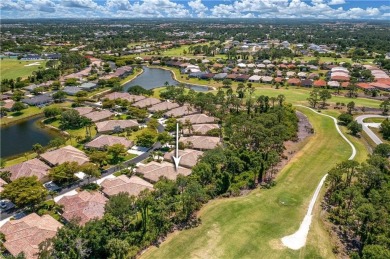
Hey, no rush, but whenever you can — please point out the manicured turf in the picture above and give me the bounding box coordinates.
[362,117,385,123]
[142,107,354,259]
[0,102,72,126]
[0,58,47,80]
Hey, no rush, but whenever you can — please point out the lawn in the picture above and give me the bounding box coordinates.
[362,117,385,123]
[0,102,72,126]
[142,107,354,259]
[0,58,47,80]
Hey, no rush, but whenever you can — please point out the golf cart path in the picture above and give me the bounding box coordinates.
[355,114,389,145]
[281,106,356,250]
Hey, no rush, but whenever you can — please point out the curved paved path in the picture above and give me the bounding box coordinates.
[281,105,357,250]
[355,114,389,145]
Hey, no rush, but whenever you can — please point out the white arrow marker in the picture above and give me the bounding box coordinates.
[172,122,182,171]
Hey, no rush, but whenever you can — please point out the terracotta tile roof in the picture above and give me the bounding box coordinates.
[178,114,216,124]
[1,99,15,110]
[184,124,219,135]
[0,158,50,182]
[163,149,203,168]
[147,101,180,113]
[57,191,107,226]
[137,161,191,183]
[179,136,221,150]
[74,107,94,116]
[313,79,327,87]
[0,213,62,259]
[370,82,390,90]
[85,135,133,149]
[104,92,146,103]
[95,119,139,133]
[287,78,301,85]
[101,175,153,197]
[0,178,7,192]
[274,77,284,83]
[132,97,161,108]
[331,75,350,82]
[83,110,114,122]
[40,145,89,166]
[356,83,375,90]
[164,105,199,117]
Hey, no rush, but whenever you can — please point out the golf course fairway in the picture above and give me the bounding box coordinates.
[141,106,354,259]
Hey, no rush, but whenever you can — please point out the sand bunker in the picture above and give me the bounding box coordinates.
[24,62,41,67]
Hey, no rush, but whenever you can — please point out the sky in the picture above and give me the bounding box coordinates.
[0,0,389,20]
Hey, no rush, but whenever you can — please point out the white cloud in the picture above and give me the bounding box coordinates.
[32,0,56,13]
[0,0,388,19]
[106,0,131,11]
[328,0,345,5]
[188,0,208,13]
[63,0,99,9]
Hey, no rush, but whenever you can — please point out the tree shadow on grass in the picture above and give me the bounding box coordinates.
[11,111,23,117]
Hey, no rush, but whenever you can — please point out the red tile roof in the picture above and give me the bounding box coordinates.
[101,175,154,197]
[0,158,50,182]
[0,213,62,259]
[137,161,191,183]
[313,79,327,87]
[57,191,107,226]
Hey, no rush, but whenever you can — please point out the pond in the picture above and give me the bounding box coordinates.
[123,66,209,92]
[0,116,57,159]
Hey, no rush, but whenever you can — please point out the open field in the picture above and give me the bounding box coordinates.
[142,107,354,259]
[0,58,47,80]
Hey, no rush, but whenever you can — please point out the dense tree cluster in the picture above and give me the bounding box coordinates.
[325,144,390,257]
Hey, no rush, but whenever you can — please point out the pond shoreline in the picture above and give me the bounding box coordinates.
[147,65,215,91]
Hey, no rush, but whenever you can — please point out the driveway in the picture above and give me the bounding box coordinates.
[355,114,389,145]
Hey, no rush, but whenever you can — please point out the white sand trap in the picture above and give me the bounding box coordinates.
[281,174,328,250]
[281,105,357,250]
[24,62,41,67]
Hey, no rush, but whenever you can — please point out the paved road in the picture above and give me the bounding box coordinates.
[355,114,389,145]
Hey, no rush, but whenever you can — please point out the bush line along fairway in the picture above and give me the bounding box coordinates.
[141,107,353,259]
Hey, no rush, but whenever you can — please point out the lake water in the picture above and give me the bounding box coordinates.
[123,66,209,92]
[1,116,56,158]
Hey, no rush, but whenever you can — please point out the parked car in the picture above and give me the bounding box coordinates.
[44,181,61,192]
[0,199,15,212]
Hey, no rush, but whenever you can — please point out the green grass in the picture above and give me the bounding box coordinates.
[142,107,354,259]
[0,58,47,80]
[0,102,72,126]
[362,117,385,123]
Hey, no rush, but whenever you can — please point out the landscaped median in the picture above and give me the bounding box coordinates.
[141,107,353,259]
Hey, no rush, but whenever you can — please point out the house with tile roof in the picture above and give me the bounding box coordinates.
[147,101,180,113]
[40,145,89,166]
[163,149,203,168]
[83,110,114,122]
[95,119,139,133]
[179,136,221,151]
[101,175,154,197]
[164,105,199,118]
[178,114,216,124]
[0,213,62,259]
[85,135,134,150]
[74,106,94,116]
[104,92,146,103]
[0,158,51,182]
[137,161,191,183]
[57,191,107,226]
[132,97,161,108]
[183,124,219,136]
